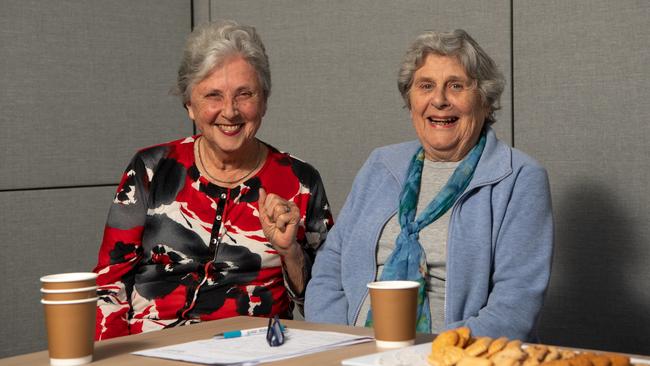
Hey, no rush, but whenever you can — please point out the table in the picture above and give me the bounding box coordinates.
[0,316,435,366]
[2,318,649,366]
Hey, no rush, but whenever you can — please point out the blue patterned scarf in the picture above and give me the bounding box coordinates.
[365,131,486,332]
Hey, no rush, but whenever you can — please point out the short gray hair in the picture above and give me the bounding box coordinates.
[397,29,505,124]
[175,20,271,105]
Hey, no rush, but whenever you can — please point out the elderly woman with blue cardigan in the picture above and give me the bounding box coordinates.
[305,29,553,341]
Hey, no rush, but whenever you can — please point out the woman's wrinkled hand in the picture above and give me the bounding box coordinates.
[257,188,300,256]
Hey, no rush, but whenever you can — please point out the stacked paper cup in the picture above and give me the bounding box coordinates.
[40,272,98,366]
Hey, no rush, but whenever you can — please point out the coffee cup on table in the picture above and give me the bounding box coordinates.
[41,272,97,290]
[366,280,419,349]
[40,272,98,366]
[40,286,98,301]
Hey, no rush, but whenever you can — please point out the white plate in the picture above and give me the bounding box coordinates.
[341,343,430,366]
[341,343,650,366]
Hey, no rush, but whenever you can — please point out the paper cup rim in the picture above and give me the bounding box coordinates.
[375,339,416,349]
[41,297,99,305]
[50,355,93,366]
[40,286,98,294]
[367,280,420,289]
[40,272,98,283]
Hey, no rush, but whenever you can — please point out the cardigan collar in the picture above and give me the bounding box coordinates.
[387,126,512,190]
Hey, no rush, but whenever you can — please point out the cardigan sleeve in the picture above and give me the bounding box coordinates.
[304,199,353,324]
[93,155,148,340]
[448,163,554,341]
[305,150,381,324]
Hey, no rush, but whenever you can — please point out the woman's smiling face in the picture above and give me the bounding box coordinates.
[186,55,266,157]
[409,53,488,162]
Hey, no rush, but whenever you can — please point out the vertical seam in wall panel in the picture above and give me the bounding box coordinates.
[190,0,194,29]
[190,0,197,136]
[191,0,211,137]
[510,0,515,147]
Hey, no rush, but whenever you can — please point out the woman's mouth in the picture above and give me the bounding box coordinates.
[216,124,243,136]
[427,116,459,127]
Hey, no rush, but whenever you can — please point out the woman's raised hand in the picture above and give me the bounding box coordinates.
[257,187,300,256]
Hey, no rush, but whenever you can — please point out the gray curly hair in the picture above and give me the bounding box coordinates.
[174,20,271,105]
[397,29,505,125]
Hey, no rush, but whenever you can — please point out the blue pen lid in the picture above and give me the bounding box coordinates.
[223,330,242,339]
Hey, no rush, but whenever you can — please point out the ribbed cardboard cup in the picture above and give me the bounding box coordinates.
[41,297,97,366]
[40,273,97,290]
[367,281,419,349]
[41,286,98,301]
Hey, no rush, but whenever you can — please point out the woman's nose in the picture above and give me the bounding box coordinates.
[430,88,450,109]
[220,96,239,119]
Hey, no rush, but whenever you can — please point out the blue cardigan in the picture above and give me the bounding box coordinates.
[305,127,554,341]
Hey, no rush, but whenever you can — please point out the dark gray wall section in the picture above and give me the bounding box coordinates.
[0,0,191,358]
[514,0,650,354]
[207,0,513,216]
[0,0,190,190]
[0,186,116,357]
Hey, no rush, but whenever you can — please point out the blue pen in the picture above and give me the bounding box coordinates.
[215,325,287,339]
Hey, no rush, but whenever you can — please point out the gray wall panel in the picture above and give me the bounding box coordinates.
[0,0,192,190]
[0,186,117,358]
[0,0,193,358]
[208,0,512,216]
[514,0,650,354]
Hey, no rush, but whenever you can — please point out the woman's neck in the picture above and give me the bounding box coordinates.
[196,137,266,186]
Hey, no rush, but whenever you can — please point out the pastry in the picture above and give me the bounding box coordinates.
[458,356,495,366]
[525,345,550,362]
[456,327,472,348]
[465,337,493,357]
[604,353,630,366]
[432,329,460,353]
[487,337,509,357]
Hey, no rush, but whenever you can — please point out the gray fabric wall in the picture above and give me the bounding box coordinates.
[514,1,650,354]
[0,0,191,358]
[204,0,513,216]
[1,0,648,358]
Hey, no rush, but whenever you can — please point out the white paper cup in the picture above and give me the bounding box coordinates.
[367,281,419,349]
[41,297,97,366]
[40,272,97,290]
[41,286,98,301]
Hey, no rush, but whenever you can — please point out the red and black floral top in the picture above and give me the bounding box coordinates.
[94,136,333,340]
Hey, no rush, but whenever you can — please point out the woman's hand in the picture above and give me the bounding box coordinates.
[258,187,306,293]
[257,187,300,256]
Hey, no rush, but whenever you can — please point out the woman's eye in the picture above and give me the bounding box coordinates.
[419,83,434,91]
[449,83,464,90]
[235,90,255,102]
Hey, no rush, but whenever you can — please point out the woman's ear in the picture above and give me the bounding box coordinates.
[185,102,195,120]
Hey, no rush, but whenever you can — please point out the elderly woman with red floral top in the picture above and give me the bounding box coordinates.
[94,20,333,340]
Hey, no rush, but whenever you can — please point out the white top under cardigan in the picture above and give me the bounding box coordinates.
[355,159,459,333]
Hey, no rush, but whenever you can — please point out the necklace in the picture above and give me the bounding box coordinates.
[197,137,263,185]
